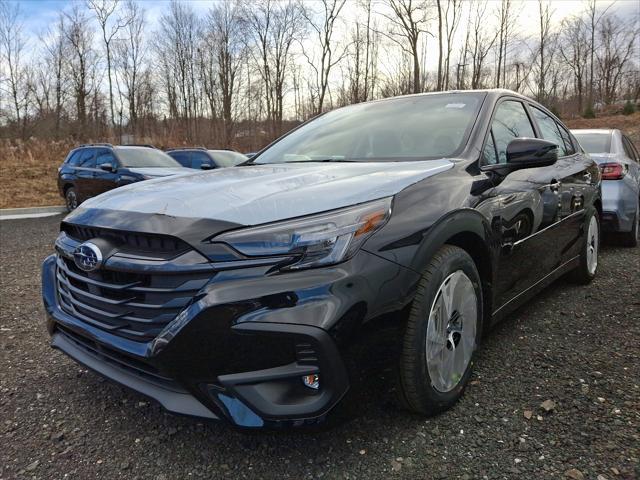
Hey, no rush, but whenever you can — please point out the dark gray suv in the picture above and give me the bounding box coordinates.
[58,144,189,210]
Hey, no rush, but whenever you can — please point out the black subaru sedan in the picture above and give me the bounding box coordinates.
[42,90,601,428]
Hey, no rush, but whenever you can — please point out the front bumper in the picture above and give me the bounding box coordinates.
[42,247,415,428]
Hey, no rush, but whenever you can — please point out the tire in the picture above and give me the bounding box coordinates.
[65,186,79,211]
[569,209,600,284]
[396,245,483,416]
[620,207,639,248]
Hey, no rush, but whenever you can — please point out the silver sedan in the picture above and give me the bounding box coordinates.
[572,128,640,247]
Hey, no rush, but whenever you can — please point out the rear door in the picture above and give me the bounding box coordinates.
[74,148,97,199]
[528,106,597,264]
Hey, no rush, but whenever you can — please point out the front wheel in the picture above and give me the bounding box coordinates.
[396,245,483,416]
[569,210,600,284]
[65,187,79,211]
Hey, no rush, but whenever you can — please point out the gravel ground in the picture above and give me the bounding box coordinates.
[1,215,638,480]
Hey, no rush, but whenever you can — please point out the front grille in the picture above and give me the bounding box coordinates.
[62,223,189,254]
[56,254,212,342]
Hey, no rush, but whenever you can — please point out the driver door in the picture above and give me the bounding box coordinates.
[479,99,562,311]
[94,148,120,195]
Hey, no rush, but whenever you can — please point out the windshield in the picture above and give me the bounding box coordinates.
[252,93,485,164]
[209,150,248,167]
[572,133,612,154]
[116,148,183,168]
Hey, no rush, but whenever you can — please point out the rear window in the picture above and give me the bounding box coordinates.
[572,133,612,154]
[116,148,182,168]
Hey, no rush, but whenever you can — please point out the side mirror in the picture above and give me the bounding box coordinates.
[200,163,214,170]
[506,138,558,169]
[99,163,115,172]
[484,138,558,175]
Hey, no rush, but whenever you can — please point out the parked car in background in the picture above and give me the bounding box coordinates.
[166,148,248,169]
[58,144,190,211]
[572,129,640,246]
[43,90,601,429]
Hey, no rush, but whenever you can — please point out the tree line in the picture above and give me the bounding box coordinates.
[1,0,638,150]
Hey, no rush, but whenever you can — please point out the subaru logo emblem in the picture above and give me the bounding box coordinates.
[73,242,103,272]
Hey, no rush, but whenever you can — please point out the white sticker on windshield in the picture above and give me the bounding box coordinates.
[446,103,466,109]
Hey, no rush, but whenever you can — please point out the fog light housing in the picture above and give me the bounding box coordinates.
[302,374,320,390]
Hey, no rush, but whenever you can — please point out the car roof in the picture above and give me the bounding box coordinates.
[74,144,157,150]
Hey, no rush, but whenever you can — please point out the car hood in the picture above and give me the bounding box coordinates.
[82,160,454,225]
[127,167,190,177]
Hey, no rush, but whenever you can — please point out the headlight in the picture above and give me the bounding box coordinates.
[212,197,392,270]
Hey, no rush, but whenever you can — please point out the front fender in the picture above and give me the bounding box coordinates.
[406,208,496,274]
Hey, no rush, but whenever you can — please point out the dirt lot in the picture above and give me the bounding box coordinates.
[0,215,638,480]
[1,112,639,209]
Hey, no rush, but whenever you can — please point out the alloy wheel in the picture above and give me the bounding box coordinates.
[586,215,599,275]
[425,270,478,393]
[66,190,77,210]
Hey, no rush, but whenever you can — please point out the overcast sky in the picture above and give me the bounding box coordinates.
[12,0,640,78]
[18,0,639,35]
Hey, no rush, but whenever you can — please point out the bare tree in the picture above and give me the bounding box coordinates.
[380,0,432,94]
[63,6,98,135]
[205,1,244,146]
[436,0,443,90]
[301,0,347,114]
[494,0,516,88]
[443,0,461,89]
[243,0,303,136]
[596,15,637,105]
[469,1,498,89]
[0,1,29,136]
[114,0,145,134]
[38,14,70,137]
[341,0,379,104]
[156,0,201,139]
[559,15,589,112]
[534,0,557,102]
[87,0,133,130]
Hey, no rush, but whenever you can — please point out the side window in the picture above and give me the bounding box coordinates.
[483,131,498,165]
[96,149,116,168]
[191,151,212,169]
[168,151,191,168]
[622,136,637,162]
[77,149,96,168]
[530,107,568,156]
[556,122,575,155]
[67,151,83,166]
[489,100,535,164]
